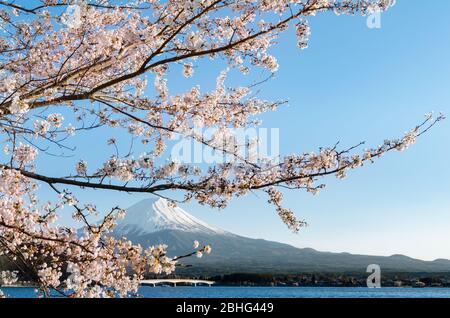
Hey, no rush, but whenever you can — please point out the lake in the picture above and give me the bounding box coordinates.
[2,286,450,298]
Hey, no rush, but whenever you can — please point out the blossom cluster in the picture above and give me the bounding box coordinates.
[0,166,210,297]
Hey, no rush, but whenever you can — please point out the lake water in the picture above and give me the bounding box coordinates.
[2,286,450,298]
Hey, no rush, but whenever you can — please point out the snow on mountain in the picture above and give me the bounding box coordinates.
[115,198,227,236]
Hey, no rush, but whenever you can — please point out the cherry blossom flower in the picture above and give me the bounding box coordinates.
[204,245,212,254]
[193,240,200,249]
[13,143,38,164]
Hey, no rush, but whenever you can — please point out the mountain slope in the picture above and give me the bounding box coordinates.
[112,199,450,275]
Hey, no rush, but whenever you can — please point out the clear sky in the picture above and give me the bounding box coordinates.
[32,0,450,261]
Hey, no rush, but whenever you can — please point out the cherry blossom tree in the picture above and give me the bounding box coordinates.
[0,0,443,297]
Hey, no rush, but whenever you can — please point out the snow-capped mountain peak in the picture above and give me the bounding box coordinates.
[115,198,227,236]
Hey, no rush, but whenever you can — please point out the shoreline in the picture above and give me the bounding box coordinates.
[2,285,449,289]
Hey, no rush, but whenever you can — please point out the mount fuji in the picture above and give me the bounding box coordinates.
[111,198,450,275]
[115,198,228,236]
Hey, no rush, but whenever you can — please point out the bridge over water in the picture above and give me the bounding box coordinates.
[141,279,215,287]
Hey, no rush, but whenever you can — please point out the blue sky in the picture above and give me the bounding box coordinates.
[31,0,450,261]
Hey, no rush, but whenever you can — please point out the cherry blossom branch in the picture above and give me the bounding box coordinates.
[1,0,439,298]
